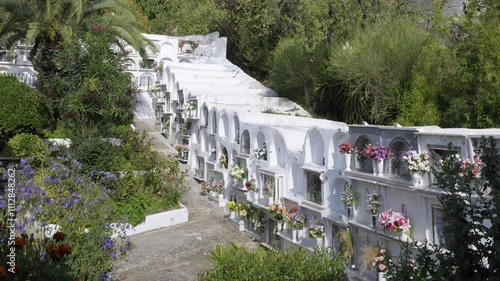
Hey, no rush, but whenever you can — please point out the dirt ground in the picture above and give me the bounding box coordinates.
[112,119,258,281]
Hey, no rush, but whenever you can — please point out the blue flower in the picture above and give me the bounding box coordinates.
[68,216,74,221]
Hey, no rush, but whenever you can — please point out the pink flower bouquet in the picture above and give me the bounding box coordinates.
[379,209,411,233]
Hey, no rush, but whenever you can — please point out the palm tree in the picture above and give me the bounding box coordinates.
[0,0,147,74]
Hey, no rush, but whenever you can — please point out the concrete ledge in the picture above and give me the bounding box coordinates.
[113,203,189,237]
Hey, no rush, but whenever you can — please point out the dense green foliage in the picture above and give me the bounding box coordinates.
[5,133,49,160]
[199,244,346,281]
[0,75,50,147]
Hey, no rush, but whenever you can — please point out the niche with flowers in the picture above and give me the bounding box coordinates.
[354,136,373,173]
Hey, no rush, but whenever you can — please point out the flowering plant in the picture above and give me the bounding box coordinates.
[175,145,189,153]
[308,219,325,238]
[268,203,286,221]
[210,181,224,194]
[229,164,245,181]
[236,202,249,218]
[187,100,197,111]
[341,184,357,208]
[402,150,431,174]
[369,145,388,162]
[219,154,227,167]
[287,209,305,229]
[371,249,392,273]
[201,181,210,193]
[357,143,372,163]
[339,141,353,154]
[458,155,482,179]
[366,191,381,215]
[379,209,411,233]
[263,179,275,197]
[245,178,257,192]
[253,147,267,160]
[226,201,236,212]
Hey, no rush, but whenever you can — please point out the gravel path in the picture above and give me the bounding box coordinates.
[112,120,258,281]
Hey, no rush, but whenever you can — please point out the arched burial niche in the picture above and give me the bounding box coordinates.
[220,146,228,169]
[233,114,240,143]
[200,105,209,127]
[354,136,373,173]
[287,162,306,196]
[241,130,251,154]
[388,139,411,177]
[208,135,216,161]
[219,113,229,137]
[210,109,218,134]
[271,133,286,168]
[305,129,325,166]
[254,131,267,160]
[200,130,208,153]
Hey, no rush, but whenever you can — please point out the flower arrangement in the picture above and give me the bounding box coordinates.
[287,208,305,229]
[219,154,227,167]
[263,179,275,197]
[371,249,392,273]
[366,191,381,216]
[308,219,325,238]
[268,203,286,221]
[229,164,245,182]
[253,147,267,160]
[379,209,411,233]
[210,181,224,194]
[201,181,210,193]
[356,143,372,163]
[369,145,388,162]
[226,201,236,212]
[175,145,189,154]
[339,141,353,154]
[341,184,357,208]
[187,100,197,111]
[402,150,431,174]
[236,202,249,218]
[458,155,482,179]
[245,178,257,192]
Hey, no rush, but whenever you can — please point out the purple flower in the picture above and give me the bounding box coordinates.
[103,237,114,249]
[68,216,74,221]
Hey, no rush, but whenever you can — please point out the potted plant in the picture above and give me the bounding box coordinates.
[371,249,392,281]
[379,209,411,240]
[268,203,286,231]
[287,208,305,242]
[369,145,388,176]
[245,178,258,201]
[229,164,245,183]
[402,150,431,187]
[226,201,236,219]
[219,154,227,169]
[308,219,325,247]
[339,141,353,171]
[263,179,275,205]
[341,184,357,219]
[366,191,381,228]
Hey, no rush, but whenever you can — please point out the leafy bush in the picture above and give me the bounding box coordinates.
[69,130,121,172]
[199,244,347,281]
[0,75,51,146]
[5,133,49,160]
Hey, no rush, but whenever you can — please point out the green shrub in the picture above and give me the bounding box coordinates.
[114,195,152,226]
[199,244,347,281]
[5,133,49,160]
[0,75,51,147]
[69,131,122,172]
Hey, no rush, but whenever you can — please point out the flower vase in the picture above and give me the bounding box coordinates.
[376,160,384,177]
[347,208,352,220]
[400,231,409,242]
[248,191,255,201]
[378,272,387,281]
[276,221,283,232]
[372,160,377,176]
[411,172,423,188]
[229,211,236,219]
[218,193,224,201]
[345,154,352,171]
[292,229,298,243]
[210,191,217,198]
[266,196,274,206]
[372,215,377,229]
[316,237,323,248]
[298,228,305,240]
